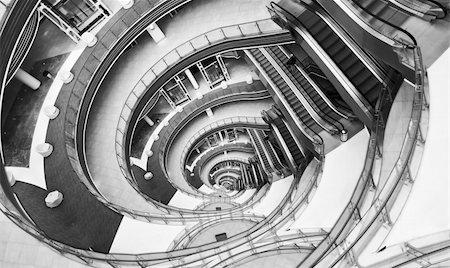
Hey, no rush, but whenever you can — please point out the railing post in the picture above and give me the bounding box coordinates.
[255,21,262,33]
[237,25,244,36]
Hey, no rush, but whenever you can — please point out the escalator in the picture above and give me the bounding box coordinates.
[297,10,383,106]
[248,129,274,175]
[271,117,305,167]
[358,0,408,19]
[355,0,447,21]
[247,48,325,137]
[258,130,288,174]
[284,43,355,116]
[266,45,347,126]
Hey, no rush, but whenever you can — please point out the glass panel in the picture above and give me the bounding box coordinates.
[164,79,188,105]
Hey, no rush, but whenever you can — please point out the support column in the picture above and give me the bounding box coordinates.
[119,0,134,9]
[146,23,165,43]
[143,115,154,126]
[206,108,214,118]
[185,69,199,89]
[81,32,97,47]
[14,68,41,90]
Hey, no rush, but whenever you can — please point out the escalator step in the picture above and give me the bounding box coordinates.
[360,77,381,95]
[327,41,347,57]
[332,48,353,65]
[322,34,341,51]
[351,69,373,86]
[339,56,360,72]
[345,63,367,79]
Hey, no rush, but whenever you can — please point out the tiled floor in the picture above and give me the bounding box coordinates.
[85,0,274,212]
[0,212,90,268]
[400,14,450,68]
[2,53,69,167]
[375,81,415,194]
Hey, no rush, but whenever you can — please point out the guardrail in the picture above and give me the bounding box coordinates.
[314,46,429,268]
[114,18,286,195]
[387,0,447,20]
[282,3,432,264]
[179,116,267,180]
[0,148,320,267]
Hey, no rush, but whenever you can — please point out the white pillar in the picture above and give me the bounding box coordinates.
[144,172,153,180]
[220,81,228,89]
[246,74,253,84]
[36,143,53,157]
[119,0,134,9]
[58,69,74,84]
[43,106,59,120]
[45,191,63,208]
[185,69,199,89]
[145,150,153,157]
[143,115,154,126]
[81,32,97,47]
[206,108,214,118]
[340,129,348,142]
[146,23,165,43]
[14,68,41,90]
[6,170,16,186]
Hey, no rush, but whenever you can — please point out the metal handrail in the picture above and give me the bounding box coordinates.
[115,18,284,184]
[423,0,448,19]
[347,0,417,46]
[113,19,286,206]
[0,153,319,267]
[391,0,447,20]
[317,47,429,268]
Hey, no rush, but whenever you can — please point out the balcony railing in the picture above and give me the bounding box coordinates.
[0,145,321,267]
[115,19,286,194]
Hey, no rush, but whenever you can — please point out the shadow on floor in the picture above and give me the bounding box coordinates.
[2,53,69,167]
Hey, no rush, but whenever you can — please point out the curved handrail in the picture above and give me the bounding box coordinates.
[318,46,428,268]
[179,116,268,177]
[127,88,271,202]
[392,0,448,20]
[115,18,287,183]
[169,216,262,250]
[245,49,324,149]
[269,45,346,132]
[0,153,317,267]
[424,0,448,19]
[347,0,417,46]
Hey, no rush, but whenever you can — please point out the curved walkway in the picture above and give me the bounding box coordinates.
[85,0,274,212]
[164,99,274,197]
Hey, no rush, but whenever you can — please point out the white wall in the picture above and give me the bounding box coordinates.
[383,48,450,246]
[289,129,370,229]
[110,217,187,254]
[168,191,205,209]
[246,176,294,216]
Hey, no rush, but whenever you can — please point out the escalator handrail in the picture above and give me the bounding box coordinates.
[423,0,448,19]
[270,1,417,48]
[274,45,346,131]
[397,0,448,19]
[247,49,324,146]
[347,0,418,46]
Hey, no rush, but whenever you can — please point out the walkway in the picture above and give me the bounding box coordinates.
[85,0,274,211]
[164,99,274,198]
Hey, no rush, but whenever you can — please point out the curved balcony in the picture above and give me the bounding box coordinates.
[0,0,447,267]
